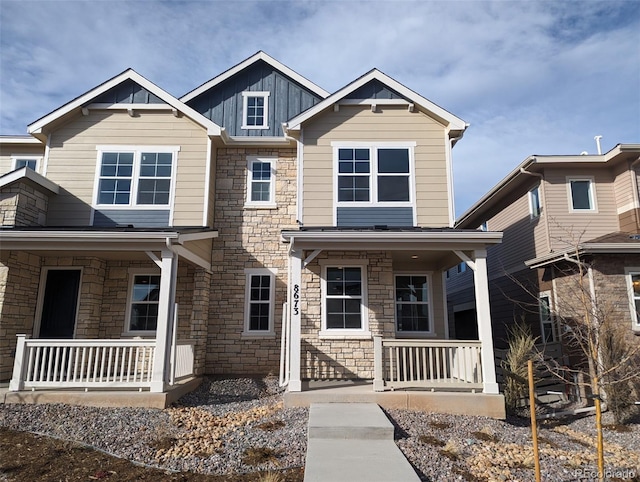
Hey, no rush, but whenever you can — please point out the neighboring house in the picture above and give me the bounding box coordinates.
[450,144,640,380]
[1,52,503,412]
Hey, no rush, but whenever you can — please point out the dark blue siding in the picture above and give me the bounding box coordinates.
[186,60,323,136]
[337,207,414,227]
[93,79,164,104]
[345,79,404,100]
[93,209,170,227]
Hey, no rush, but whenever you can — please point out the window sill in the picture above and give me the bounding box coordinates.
[241,125,270,130]
[319,330,372,340]
[242,331,276,340]
[244,203,277,210]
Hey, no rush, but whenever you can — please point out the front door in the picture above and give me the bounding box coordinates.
[38,269,81,338]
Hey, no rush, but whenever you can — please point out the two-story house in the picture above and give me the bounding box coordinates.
[1,52,504,415]
[450,144,640,382]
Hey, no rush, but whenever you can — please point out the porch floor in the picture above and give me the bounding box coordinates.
[0,377,201,409]
[284,380,506,419]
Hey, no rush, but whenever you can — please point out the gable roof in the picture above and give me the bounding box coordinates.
[180,51,330,103]
[0,166,59,194]
[456,143,640,229]
[28,69,222,139]
[0,136,44,146]
[284,69,468,135]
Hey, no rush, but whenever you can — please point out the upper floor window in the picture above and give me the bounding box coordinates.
[568,177,596,211]
[12,156,40,171]
[395,274,432,333]
[624,269,640,332]
[242,91,270,130]
[95,146,178,208]
[529,185,541,218]
[125,270,160,333]
[246,157,276,207]
[334,143,415,206]
[243,268,276,336]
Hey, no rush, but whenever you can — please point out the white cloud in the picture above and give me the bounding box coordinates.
[1,0,638,215]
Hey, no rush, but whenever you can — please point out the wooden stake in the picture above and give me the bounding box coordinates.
[528,359,541,482]
[594,376,605,481]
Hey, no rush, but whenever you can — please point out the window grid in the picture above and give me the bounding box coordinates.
[251,161,272,202]
[539,293,556,343]
[325,267,363,329]
[14,158,38,170]
[395,275,430,333]
[129,274,160,332]
[98,152,134,205]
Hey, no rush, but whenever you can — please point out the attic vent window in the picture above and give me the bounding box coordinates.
[242,91,270,130]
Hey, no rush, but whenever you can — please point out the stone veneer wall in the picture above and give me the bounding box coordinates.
[206,148,298,375]
[0,181,50,227]
[0,251,42,381]
[301,251,395,380]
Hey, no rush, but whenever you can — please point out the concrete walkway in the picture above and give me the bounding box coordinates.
[303,403,421,482]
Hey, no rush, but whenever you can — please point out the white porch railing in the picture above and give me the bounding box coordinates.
[373,336,484,392]
[9,335,193,392]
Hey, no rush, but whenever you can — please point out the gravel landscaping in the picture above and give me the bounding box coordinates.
[1,377,639,481]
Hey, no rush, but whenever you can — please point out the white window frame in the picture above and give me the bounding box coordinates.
[538,291,557,343]
[624,268,640,332]
[245,156,277,208]
[529,185,541,219]
[394,272,435,336]
[243,268,277,337]
[567,177,597,212]
[241,91,270,130]
[12,155,42,172]
[332,141,416,209]
[93,145,179,210]
[123,268,161,336]
[319,259,370,338]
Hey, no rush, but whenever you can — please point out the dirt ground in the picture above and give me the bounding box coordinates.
[0,427,304,482]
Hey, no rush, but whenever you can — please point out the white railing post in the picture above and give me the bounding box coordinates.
[373,335,385,391]
[9,334,28,391]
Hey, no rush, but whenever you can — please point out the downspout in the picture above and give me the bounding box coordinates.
[446,129,465,227]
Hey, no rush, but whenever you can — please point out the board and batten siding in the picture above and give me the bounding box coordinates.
[44,110,209,227]
[543,167,619,251]
[0,144,46,175]
[301,105,450,227]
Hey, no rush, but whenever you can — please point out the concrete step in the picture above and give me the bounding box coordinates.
[307,402,394,440]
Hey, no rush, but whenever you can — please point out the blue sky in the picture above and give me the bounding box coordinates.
[1,0,638,216]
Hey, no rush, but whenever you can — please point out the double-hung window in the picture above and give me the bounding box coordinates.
[126,270,160,333]
[395,274,432,334]
[335,143,414,206]
[321,262,369,336]
[568,177,596,211]
[246,157,276,207]
[624,269,640,331]
[95,146,178,208]
[244,268,276,336]
[539,292,556,342]
[242,91,269,130]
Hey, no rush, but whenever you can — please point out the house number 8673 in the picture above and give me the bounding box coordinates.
[293,284,300,315]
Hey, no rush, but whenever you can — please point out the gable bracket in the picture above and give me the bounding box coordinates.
[454,250,476,271]
[303,249,323,268]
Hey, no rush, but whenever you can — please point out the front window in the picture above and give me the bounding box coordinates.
[529,185,541,218]
[625,270,640,331]
[568,178,595,211]
[95,147,177,207]
[335,143,414,206]
[539,292,556,342]
[242,92,270,130]
[395,274,431,333]
[244,269,276,335]
[246,157,276,206]
[322,264,368,333]
[127,273,160,332]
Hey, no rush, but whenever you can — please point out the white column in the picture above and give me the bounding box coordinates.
[473,249,499,394]
[151,249,178,393]
[373,335,385,391]
[288,247,302,392]
[9,334,28,391]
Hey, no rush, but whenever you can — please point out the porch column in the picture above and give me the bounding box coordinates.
[151,249,178,393]
[288,247,302,392]
[473,249,499,394]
